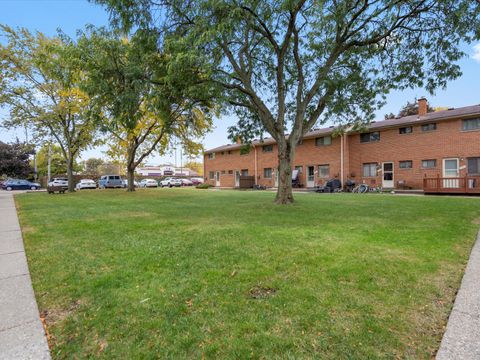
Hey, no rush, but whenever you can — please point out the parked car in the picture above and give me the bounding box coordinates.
[160,177,182,187]
[122,179,139,188]
[190,177,204,185]
[139,179,159,188]
[75,179,97,190]
[2,179,41,191]
[48,177,68,188]
[180,178,193,186]
[98,175,123,189]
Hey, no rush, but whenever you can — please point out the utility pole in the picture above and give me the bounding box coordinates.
[24,125,37,181]
[47,140,52,183]
[180,145,183,176]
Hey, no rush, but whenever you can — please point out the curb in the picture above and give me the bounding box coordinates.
[436,230,480,359]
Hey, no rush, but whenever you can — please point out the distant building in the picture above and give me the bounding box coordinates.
[136,164,198,177]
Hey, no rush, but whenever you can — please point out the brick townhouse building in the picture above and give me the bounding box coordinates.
[203,98,480,192]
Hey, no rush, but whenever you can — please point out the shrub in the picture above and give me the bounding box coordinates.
[196,183,213,189]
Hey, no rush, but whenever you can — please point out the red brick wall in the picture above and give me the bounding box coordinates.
[348,118,480,189]
[204,148,256,187]
[204,117,480,189]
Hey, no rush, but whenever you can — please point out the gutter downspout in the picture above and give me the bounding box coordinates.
[203,154,206,184]
[254,145,258,185]
[340,134,344,188]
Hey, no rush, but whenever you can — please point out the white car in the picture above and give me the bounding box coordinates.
[122,179,139,188]
[75,179,97,190]
[48,177,68,188]
[160,177,182,187]
[139,179,158,188]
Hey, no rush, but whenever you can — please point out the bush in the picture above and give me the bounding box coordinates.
[196,183,213,189]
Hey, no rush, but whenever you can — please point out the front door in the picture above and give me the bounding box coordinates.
[443,158,460,188]
[215,171,220,187]
[382,162,394,188]
[307,166,315,188]
[235,170,240,187]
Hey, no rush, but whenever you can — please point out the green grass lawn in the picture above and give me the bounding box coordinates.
[15,189,480,359]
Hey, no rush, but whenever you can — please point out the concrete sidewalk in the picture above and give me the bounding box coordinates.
[437,230,480,359]
[0,192,50,360]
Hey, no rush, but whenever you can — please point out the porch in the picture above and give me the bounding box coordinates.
[423,176,480,194]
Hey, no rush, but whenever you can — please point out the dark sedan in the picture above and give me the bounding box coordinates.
[1,179,41,191]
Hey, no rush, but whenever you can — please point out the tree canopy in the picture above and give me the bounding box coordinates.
[0,140,33,178]
[76,27,215,191]
[384,98,435,119]
[97,0,480,203]
[34,143,82,179]
[0,26,97,191]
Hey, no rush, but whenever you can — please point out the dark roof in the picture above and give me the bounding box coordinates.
[204,104,480,154]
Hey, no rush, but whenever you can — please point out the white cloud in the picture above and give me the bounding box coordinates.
[473,43,480,63]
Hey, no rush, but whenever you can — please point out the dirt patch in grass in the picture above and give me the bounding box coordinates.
[41,299,84,325]
[116,211,153,218]
[248,285,277,299]
[40,299,85,351]
[472,217,480,225]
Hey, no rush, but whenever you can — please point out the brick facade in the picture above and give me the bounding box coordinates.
[204,100,480,190]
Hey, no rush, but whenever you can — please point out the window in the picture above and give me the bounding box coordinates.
[209,171,214,179]
[399,126,413,134]
[462,118,480,131]
[240,146,250,155]
[228,170,233,175]
[315,136,332,146]
[399,160,413,169]
[295,166,303,174]
[262,144,273,152]
[241,169,249,176]
[422,159,436,168]
[468,157,480,175]
[221,170,226,175]
[227,150,232,155]
[318,164,330,178]
[363,163,377,177]
[221,151,225,156]
[360,132,380,143]
[208,153,215,159]
[421,123,436,132]
[264,168,272,178]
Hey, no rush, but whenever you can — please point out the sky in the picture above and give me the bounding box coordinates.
[0,0,479,166]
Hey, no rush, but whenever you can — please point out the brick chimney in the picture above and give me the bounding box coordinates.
[418,97,428,116]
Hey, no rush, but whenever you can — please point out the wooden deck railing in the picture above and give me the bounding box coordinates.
[423,176,480,194]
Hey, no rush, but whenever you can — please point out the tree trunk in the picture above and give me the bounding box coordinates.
[275,142,294,204]
[127,166,135,192]
[66,155,75,192]
[126,147,136,192]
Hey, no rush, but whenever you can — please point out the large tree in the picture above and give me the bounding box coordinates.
[0,140,32,178]
[76,27,214,191]
[0,26,97,191]
[84,157,105,175]
[98,0,480,203]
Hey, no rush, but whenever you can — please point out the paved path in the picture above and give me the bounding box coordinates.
[437,230,480,359]
[0,192,50,360]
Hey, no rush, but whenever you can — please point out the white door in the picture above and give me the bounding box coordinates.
[215,171,220,187]
[235,170,240,187]
[307,166,315,188]
[443,158,459,188]
[274,168,279,187]
[382,162,394,188]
